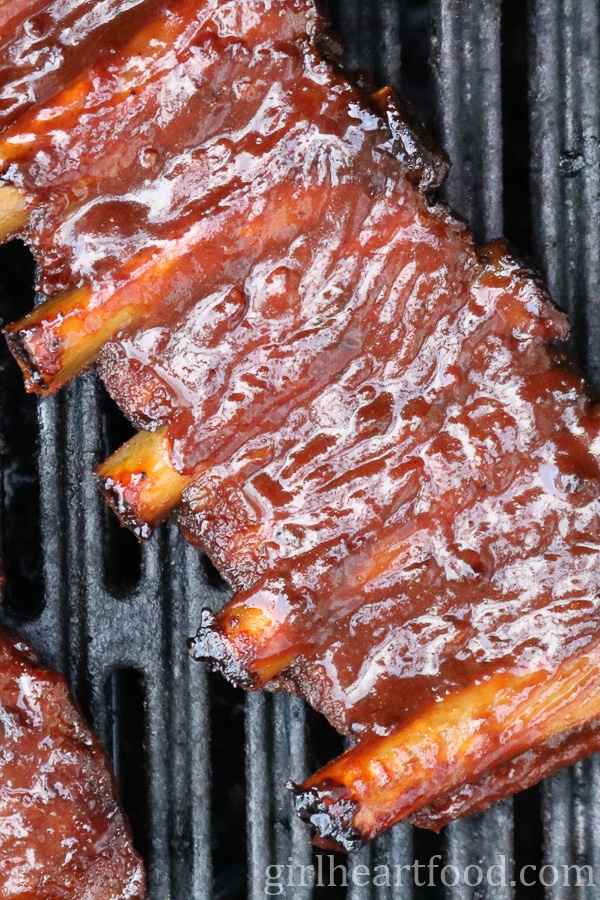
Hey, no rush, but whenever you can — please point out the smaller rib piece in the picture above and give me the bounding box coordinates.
[0,627,145,898]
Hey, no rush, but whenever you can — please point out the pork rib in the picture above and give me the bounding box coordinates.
[2,0,600,853]
[0,627,145,898]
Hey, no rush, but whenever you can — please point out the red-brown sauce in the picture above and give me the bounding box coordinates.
[0,0,169,133]
[0,628,144,898]
[3,0,600,845]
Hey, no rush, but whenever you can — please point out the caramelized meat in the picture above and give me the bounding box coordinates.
[2,0,600,852]
[187,253,593,689]
[99,145,454,475]
[178,247,567,590]
[0,628,145,898]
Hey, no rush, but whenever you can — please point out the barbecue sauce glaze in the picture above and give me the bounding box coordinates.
[2,0,600,848]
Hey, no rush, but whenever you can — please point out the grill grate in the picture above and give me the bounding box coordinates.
[0,0,599,897]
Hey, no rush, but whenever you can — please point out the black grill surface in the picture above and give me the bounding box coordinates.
[0,1,599,898]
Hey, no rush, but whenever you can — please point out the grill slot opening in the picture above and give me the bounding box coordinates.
[513,785,544,900]
[398,0,437,137]
[0,241,44,620]
[409,827,444,899]
[107,667,151,865]
[306,703,346,779]
[210,671,247,900]
[501,0,533,256]
[202,554,231,594]
[99,385,143,595]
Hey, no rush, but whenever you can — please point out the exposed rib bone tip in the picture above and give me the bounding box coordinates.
[96,427,191,534]
[0,184,28,242]
[94,472,155,540]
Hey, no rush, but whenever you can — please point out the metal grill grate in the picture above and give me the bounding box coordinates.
[0,0,599,897]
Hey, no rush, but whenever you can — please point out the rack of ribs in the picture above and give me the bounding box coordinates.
[2,0,600,852]
[0,627,145,897]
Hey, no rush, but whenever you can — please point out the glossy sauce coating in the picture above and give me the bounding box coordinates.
[3,6,407,398]
[189,253,600,697]
[95,76,441,462]
[1,0,318,293]
[0,628,144,898]
[4,0,600,850]
[179,248,566,587]
[101,145,450,474]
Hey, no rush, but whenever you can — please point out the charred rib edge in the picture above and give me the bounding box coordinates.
[188,608,259,690]
[290,781,364,852]
[3,326,49,394]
